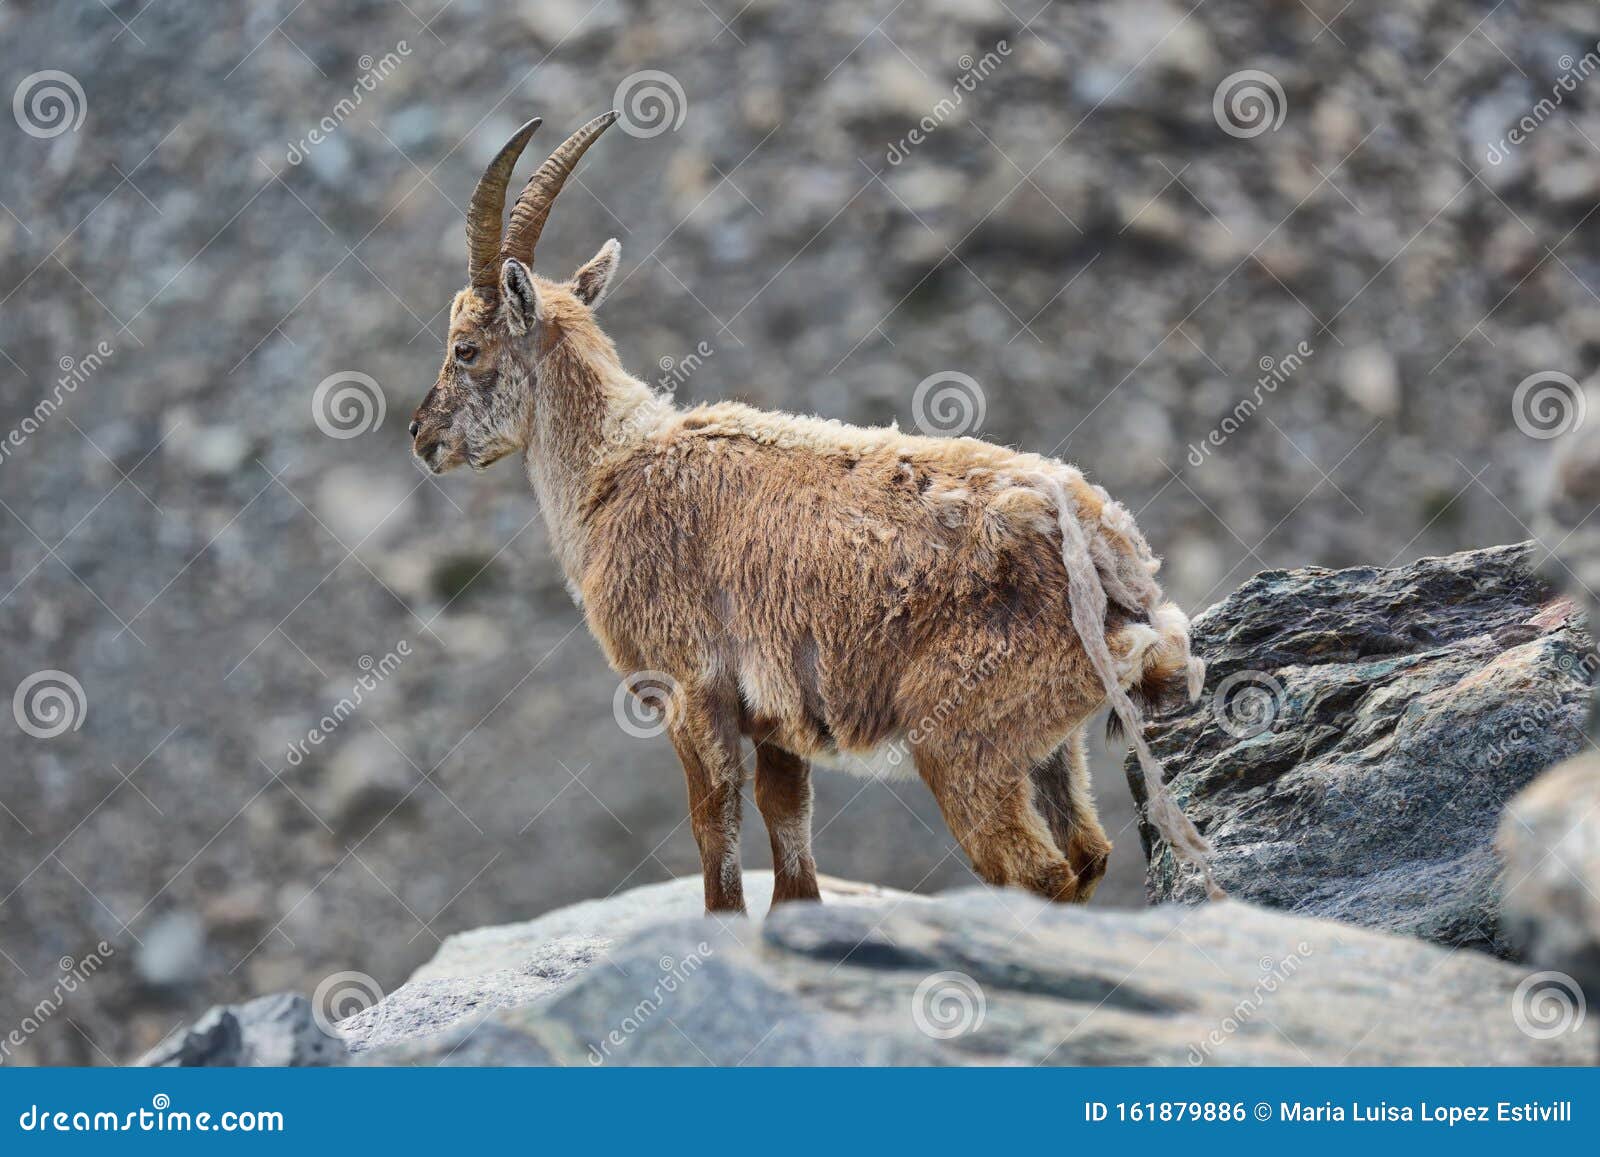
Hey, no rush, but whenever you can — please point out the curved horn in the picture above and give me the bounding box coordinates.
[502,110,619,267]
[466,116,542,293]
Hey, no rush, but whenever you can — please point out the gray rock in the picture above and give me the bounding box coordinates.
[358,880,1593,1066]
[319,732,414,834]
[344,872,912,1052]
[1531,386,1600,737]
[1128,542,1591,955]
[1499,755,1600,1006]
[412,871,912,981]
[136,910,207,988]
[163,419,254,478]
[338,935,610,1052]
[1339,344,1401,418]
[138,993,345,1067]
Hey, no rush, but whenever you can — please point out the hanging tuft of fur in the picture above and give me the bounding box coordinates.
[1033,470,1226,901]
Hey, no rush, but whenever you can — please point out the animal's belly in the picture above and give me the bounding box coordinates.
[806,737,919,781]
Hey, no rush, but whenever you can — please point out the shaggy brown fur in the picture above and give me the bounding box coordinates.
[411,115,1220,914]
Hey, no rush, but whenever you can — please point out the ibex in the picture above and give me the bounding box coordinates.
[410,112,1221,913]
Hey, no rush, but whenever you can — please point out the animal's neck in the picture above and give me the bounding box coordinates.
[521,327,665,589]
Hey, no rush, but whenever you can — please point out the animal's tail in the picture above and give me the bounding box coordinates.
[1035,470,1225,901]
[1105,602,1205,738]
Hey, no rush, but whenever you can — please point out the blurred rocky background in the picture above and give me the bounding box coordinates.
[3,0,1599,1063]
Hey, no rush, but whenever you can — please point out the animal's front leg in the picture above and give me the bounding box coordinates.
[1028,729,1112,901]
[754,742,821,908]
[666,683,748,915]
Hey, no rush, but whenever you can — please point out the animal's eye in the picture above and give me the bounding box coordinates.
[454,343,476,365]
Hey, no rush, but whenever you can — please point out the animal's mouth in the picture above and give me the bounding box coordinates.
[414,439,457,475]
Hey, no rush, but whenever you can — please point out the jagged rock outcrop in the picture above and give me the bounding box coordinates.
[1128,543,1592,955]
[137,993,344,1067]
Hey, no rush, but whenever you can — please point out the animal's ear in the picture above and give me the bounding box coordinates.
[499,258,542,335]
[571,238,621,307]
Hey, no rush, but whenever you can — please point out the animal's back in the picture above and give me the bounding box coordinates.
[581,402,1132,762]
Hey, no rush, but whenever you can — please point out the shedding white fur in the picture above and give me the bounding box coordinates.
[1033,470,1225,900]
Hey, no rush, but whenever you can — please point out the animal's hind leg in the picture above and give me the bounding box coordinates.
[1030,728,1113,901]
[914,738,1080,902]
[666,682,747,915]
[753,741,821,908]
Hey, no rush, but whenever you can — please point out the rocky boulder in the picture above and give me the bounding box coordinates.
[137,993,345,1067]
[349,877,1589,1066]
[1128,542,1592,955]
[142,872,1594,1066]
[1499,755,1600,1011]
[338,873,910,1053]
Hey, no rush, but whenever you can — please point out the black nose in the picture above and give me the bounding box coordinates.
[408,420,419,438]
